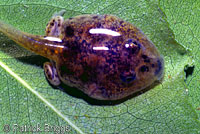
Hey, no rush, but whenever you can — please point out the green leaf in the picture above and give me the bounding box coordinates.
[159,0,200,130]
[0,0,199,133]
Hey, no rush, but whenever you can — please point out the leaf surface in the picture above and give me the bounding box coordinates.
[0,0,199,133]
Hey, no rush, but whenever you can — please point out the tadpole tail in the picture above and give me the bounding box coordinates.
[0,20,64,61]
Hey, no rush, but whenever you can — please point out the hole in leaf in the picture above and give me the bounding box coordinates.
[184,65,194,79]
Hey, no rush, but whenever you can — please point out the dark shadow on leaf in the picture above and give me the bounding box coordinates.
[16,55,48,68]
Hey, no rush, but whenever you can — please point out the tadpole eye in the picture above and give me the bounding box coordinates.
[120,70,136,83]
[124,39,141,55]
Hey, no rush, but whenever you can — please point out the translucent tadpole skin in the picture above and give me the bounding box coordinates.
[0,14,164,100]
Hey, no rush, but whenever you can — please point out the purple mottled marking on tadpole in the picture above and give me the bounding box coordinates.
[120,70,136,83]
[81,40,87,44]
[51,67,55,79]
[92,15,98,19]
[100,87,110,98]
[155,59,162,76]
[140,65,149,72]
[127,39,133,43]
[96,23,102,28]
[142,55,150,63]
[106,58,114,64]
[65,26,74,37]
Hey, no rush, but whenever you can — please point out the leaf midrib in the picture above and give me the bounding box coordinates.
[0,59,84,134]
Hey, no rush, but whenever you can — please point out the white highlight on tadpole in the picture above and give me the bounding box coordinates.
[45,43,65,49]
[0,60,84,134]
[125,44,130,48]
[44,37,62,42]
[93,46,109,50]
[89,28,120,36]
